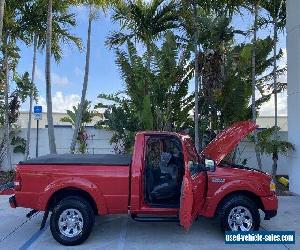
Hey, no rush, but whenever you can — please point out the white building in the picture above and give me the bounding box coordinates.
[256,116,287,131]
[287,0,300,195]
[17,111,105,129]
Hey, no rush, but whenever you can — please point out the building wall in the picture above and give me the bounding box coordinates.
[17,111,105,129]
[256,116,287,131]
[0,128,114,170]
[287,0,300,194]
[1,127,289,176]
[236,132,289,176]
[18,112,287,130]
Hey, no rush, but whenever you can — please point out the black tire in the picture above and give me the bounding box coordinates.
[50,196,95,246]
[218,195,260,232]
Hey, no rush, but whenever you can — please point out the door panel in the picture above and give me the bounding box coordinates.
[179,175,193,230]
[179,137,206,230]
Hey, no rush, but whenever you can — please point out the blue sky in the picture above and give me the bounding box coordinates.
[16,5,287,115]
[17,6,123,112]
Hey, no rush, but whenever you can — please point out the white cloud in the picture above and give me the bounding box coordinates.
[35,68,72,87]
[259,91,287,116]
[38,92,81,113]
[52,73,72,86]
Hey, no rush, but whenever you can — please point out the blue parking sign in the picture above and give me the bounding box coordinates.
[34,106,42,113]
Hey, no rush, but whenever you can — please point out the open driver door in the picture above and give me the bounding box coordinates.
[179,137,208,231]
[179,121,257,230]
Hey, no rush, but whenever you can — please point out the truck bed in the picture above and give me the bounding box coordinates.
[19,154,132,166]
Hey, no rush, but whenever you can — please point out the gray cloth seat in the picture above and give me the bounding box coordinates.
[150,152,180,201]
[151,181,178,200]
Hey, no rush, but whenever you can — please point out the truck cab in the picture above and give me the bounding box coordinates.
[9,121,278,246]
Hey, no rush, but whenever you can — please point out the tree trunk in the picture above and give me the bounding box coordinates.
[70,7,92,153]
[45,0,56,154]
[3,37,11,169]
[251,2,262,170]
[273,0,285,141]
[192,0,200,153]
[25,34,38,160]
[0,0,5,44]
[273,9,278,131]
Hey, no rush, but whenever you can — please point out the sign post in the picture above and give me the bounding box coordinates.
[34,106,42,157]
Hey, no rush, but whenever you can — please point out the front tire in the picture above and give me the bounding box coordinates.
[50,196,95,246]
[218,195,260,231]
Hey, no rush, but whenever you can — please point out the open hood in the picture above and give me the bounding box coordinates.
[201,121,257,165]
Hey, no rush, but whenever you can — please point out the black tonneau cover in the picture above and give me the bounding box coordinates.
[19,154,132,166]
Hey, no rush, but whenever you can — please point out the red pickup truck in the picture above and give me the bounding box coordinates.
[9,121,277,246]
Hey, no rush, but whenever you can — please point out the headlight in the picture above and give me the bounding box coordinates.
[270,179,276,192]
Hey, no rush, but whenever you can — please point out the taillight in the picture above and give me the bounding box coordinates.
[14,171,22,191]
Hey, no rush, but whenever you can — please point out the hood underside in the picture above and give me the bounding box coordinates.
[201,121,257,165]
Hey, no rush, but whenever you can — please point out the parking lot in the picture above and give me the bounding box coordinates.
[0,195,299,250]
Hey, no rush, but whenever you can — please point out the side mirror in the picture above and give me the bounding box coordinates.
[188,159,216,174]
[204,159,216,172]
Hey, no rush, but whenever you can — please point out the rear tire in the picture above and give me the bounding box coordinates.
[218,195,260,231]
[50,196,95,246]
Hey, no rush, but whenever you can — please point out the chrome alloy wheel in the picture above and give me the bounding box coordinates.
[228,206,253,231]
[58,209,84,238]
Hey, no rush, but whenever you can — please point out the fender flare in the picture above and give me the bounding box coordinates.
[38,177,108,215]
[201,180,264,217]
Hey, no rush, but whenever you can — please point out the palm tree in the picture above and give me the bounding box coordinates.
[63,100,95,154]
[0,0,5,43]
[257,126,294,179]
[105,0,178,132]
[3,41,11,169]
[260,0,286,131]
[21,0,81,159]
[45,0,56,154]
[70,0,111,153]
[61,100,95,127]
[179,0,243,151]
[45,0,82,155]
[269,0,285,143]
[24,34,37,160]
[107,0,179,68]
[272,0,279,131]
[251,0,263,170]
[190,0,200,152]
[1,0,27,169]
[251,1,258,134]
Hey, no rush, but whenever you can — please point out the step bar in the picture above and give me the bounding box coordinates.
[131,214,179,222]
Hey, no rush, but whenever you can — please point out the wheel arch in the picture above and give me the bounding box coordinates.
[47,187,98,215]
[215,190,264,217]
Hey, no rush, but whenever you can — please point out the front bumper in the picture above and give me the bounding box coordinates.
[264,210,277,220]
[261,195,278,209]
[261,195,278,220]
